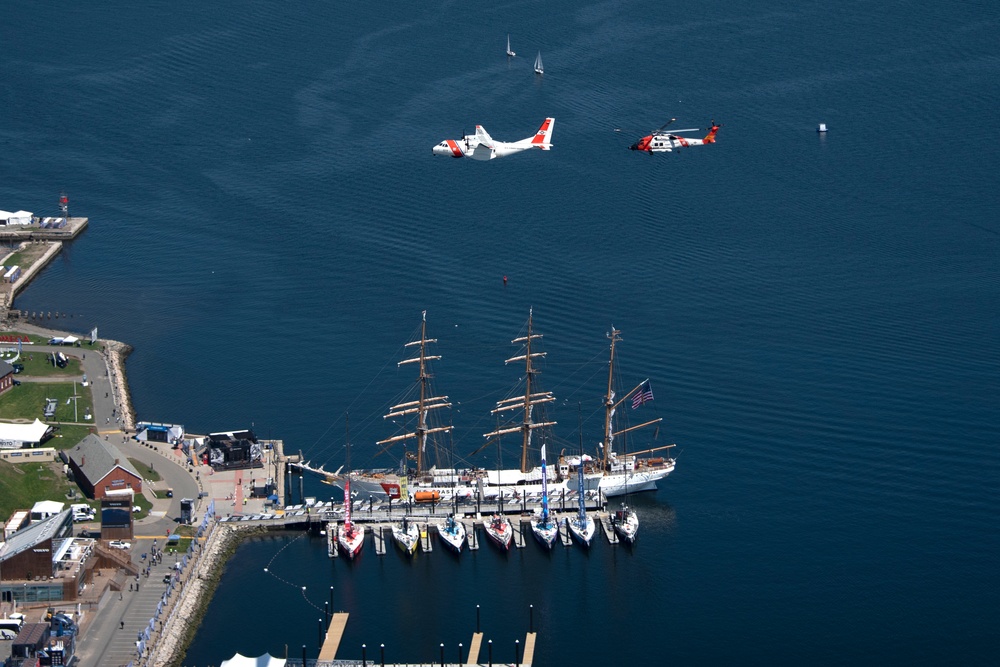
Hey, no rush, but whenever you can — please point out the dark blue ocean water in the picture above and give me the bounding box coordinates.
[4,0,999,664]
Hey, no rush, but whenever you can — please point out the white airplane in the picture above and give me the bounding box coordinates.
[433,117,554,160]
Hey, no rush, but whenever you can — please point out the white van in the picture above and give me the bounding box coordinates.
[0,617,24,640]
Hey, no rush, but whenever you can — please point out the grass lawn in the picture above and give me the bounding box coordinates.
[132,490,152,519]
[0,331,39,345]
[0,244,48,271]
[2,349,85,378]
[166,537,193,554]
[0,381,94,424]
[129,457,163,482]
[0,460,77,518]
[47,424,97,449]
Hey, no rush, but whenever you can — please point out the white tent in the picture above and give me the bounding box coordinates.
[0,419,53,449]
[220,654,287,667]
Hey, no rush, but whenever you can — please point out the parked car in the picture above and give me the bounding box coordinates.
[108,540,131,550]
[11,364,23,374]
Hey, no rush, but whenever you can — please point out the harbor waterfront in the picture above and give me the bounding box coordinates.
[4,0,999,665]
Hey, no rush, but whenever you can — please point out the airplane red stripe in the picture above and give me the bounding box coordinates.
[446,139,463,157]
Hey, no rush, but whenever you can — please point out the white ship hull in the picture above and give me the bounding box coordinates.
[566,516,595,547]
[337,525,364,560]
[436,518,466,553]
[393,523,420,555]
[321,458,673,501]
[530,518,559,550]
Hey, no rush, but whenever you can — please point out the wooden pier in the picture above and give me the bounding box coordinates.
[295,610,536,666]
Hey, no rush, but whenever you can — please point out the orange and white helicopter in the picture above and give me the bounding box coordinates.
[433,117,554,160]
[625,119,721,154]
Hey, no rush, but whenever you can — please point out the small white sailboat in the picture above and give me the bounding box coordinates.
[611,502,639,545]
[506,34,516,58]
[484,513,513,551]
[534,51,544,75]
[530,444,559,550]
[392,516,420,555]
[436,513,467,554]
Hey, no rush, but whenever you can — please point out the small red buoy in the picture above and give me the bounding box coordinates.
[503,275,508,286]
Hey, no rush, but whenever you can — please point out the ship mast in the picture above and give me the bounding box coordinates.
[377,311,453,474]
[601,328,662,473]
[484,308,556,473]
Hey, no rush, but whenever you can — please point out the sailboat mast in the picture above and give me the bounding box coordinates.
[484,308,556,473]
[578,403,586,522]
[416,312,430,473]
[378,311,453,475]
[602,328,621,473]
[520,309,536,473]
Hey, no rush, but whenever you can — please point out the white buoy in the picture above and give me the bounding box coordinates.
[817,123,828,133]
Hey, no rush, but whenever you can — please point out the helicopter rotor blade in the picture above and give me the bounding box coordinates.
[655,128,700,136]
[653,118,677,133]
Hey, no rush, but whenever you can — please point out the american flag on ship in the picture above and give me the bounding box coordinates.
[631,380,654,409]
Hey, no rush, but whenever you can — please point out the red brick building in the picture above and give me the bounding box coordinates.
[66,435,142,499]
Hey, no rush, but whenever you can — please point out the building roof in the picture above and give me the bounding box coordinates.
[220,654,287,667]
[31,500,65,515]
[0,509,72,563]
[0,360,12,377]
[12,622,48,648]
[67,434,142,484]
[0,419,52,444]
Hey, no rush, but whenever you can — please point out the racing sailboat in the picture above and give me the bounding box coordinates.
[484,512,513,551]
[506,34,516,57]
[393,515,420,555]
[337,417,364,559]
[566,412,595,547]
[529,444,559,549]
[611,501,639,544]
[337,477,364,559]
[436,513,466,553]
[534,51,544,74]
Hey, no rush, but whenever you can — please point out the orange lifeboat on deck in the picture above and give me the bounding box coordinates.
[414,490,441,503]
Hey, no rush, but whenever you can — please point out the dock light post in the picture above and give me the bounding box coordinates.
[529,604,534,632]
[380,643,385,667]
[324,601,330,625]
[515,639,521,667]
[301,645,306,667]
[488,639,493,666]
[458,643,464,664]
[440,642,445,667]
[318,618,323,648]
[330,585,334,610]
[476,604,481,633]
[362,644,367,667]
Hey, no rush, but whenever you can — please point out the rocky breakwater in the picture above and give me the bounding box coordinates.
[103,338,137,432]
[146,523,245,667]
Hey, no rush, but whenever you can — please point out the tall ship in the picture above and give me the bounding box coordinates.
[568,327,677,497]
[300,315,676,500]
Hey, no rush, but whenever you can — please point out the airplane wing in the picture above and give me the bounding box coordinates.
[475,125,495,149]
[469,142,495,160]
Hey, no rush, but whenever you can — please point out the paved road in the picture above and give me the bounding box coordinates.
[18,341,200,535]
[74,545,185,667]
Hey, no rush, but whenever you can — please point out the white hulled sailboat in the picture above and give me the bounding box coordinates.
[337,477,365,559]
[393,515,420,555]
[506,35,516,57]
[534,51,544,74]
[529,444,559,549]
[436,513,466,553]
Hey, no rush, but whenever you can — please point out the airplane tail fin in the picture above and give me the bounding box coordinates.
[530,117,555,149]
